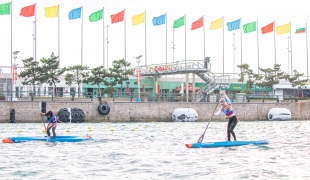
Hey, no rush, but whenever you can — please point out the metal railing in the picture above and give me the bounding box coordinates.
[138,60,209,76]
[0,91,94,102]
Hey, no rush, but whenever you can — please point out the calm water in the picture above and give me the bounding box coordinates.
[0,121,310,179]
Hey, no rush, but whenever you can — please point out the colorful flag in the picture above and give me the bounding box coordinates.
[276,23,290,35]
[0,2,10,15]
[111,10,124,24]
[209,17,222,30]
[20,4,35,17]
[295,27,306,34]
[152,14,165,26]
[132,12,145,25]
[89,9,103,22]
[44,5,58,18]
[173,16,184,28]
[68,7,81,20]
[261,22,274,34]
[227,19,240,31]
[243,21,256,33]
[191,16,203,30]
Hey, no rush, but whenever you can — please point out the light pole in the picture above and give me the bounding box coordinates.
[106,25,109,69]
[287,37,291,75]
[171,29,175,63]
[12,51,20,101]
[134,55,143,102]
[232,33,236,79]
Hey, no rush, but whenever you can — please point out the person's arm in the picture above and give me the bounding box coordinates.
[212,107,222,116]
[222,93,231,104]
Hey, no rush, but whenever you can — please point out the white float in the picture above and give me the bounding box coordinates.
[172,108,198,122]
[268,108,291,120]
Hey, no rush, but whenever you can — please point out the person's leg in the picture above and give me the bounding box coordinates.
[52,126,56,139]
[228,116,238,141]
[46,126,51,138]
[227,119,232,141]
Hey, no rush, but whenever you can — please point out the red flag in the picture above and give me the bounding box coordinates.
[20,4,35,17]
[111,10,124,24]
[261,22,274,34]
[191,16,203,30]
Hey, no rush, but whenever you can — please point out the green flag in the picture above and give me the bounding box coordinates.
[243,21,256,33]
[0,2,10,15]
[173,16,185,28]
[89,9,103,22]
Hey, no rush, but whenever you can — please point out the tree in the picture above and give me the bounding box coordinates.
[65,65,89,97]
[65,74,74,87]
[237,64,263,93]
[103,86,117,97]
[18,57,42,93]
[256,64,287,89]
[286,70,308,98]
[40,53,66,96]
[109,59,134,94]
[83,66,111,98]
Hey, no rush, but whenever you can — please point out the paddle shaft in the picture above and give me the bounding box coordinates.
[41,115,46,130]
[203,103,219,134]
[197,94,222,143]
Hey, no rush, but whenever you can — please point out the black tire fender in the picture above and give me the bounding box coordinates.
[98,104,110,115]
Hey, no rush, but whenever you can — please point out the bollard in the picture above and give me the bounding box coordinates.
[41,101,46,113]
[70,90,76,101]
[98,96,102,104]
[10,109,15,123]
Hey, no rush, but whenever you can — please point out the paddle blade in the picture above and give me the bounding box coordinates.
[197,134,204,143]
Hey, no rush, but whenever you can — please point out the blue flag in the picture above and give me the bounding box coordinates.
[68,7,82,20]
[227,19,241,31]
[152,14,166,26]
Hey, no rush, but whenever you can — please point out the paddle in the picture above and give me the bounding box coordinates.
[41,114,46,131]
[197,94,222,143]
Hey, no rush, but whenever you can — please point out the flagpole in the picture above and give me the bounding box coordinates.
[58,4,60,66]
[240,18,242,64]
[81,6,83,66]
[34,3,37,63]
[257,19,260,74]
[10,1,12,74]
[103,7,105,68]
[290,22,292,75]
[145,10,147,66]
[185,14,187,67]
[165,12,167,65]
[10,1,13,101]
[203,15,205,60]
[273,20,276,65]
[306,23,309,79]
[223,16,224,77]
[124,9,126,60]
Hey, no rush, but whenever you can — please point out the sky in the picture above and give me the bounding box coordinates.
[0,0,309,78]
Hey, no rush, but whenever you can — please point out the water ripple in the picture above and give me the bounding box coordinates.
[1,121,310,179]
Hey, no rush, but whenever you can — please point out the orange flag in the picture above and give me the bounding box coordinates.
[261,22,274,34]
[191,16,203,30]
[111,10,124,24]
[20,4,35,17]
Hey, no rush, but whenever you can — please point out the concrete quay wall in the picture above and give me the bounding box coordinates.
[0,101,309,123]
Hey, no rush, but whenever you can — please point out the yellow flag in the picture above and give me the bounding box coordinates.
[44,5,58,18]
[209,17,223,30]
[132,12,145,25]
[276,23,290,35]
